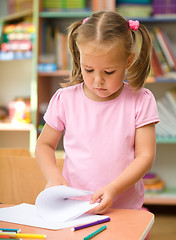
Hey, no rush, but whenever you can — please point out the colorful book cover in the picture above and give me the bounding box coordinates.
[158,28,176,71]
[92,0,115,11]
[44,0,85,10]
[150,31,170,74]
[154,27,176,71]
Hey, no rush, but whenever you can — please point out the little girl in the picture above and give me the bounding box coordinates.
[35,11,159,214]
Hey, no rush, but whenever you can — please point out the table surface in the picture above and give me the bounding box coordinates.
[0,205,154,240]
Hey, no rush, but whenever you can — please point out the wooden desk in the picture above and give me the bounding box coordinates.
[0,205,154,240]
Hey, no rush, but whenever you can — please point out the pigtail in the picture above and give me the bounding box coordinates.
[66,21,84,86]
[126,24,152,90]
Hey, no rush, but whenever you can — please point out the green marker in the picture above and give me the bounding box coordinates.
[83,225,107,240]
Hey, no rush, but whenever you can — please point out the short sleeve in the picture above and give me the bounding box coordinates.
[43,89,65,131]
[135,89,160,128]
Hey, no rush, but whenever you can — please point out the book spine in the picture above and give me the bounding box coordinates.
[159,29,176,70]
[106,0,116,10]
[154,28,175,70]
[150,31,170,74]
[151,46,164,77]
[92,0,115,11]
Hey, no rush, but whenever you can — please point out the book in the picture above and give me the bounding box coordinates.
[154,27,176,71]
[7,0,33,14]
[55,30,68,70]
[152,0,176,16]
[92,0,115,11]
[0,22,34,60]
[150,30,170,74]
[151,46,164,77]
[44,0,86,11]
[116,4,152,17]
[158,28,176,71]
[0,186,108,230]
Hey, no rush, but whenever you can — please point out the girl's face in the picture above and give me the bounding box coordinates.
[79,41,134,102]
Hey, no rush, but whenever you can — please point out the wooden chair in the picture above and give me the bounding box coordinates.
[0,156,64,204]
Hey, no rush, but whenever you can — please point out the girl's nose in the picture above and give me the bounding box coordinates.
[94,74,104,85]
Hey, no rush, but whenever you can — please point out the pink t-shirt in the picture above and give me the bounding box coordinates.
[44,82,159,209]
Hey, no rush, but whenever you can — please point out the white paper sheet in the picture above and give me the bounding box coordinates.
[0,186,109,230]
[35,185,99,222]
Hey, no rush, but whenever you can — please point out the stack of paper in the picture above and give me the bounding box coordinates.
[0,186,108,230]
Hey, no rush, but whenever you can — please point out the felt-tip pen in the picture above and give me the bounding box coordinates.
[83,225,107,240]
[71,217,110,231]
[0,232,46,239]
[0,228,21,233]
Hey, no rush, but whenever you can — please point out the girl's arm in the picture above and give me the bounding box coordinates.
[91,123,156,214]
[35,123,68,188]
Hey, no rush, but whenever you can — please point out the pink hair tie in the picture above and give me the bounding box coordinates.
[128,20,139,31]
[82,17,90,24]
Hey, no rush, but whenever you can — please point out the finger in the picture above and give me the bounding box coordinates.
[90,191,103,204]
[95,204,110,214]
[93,204,109,214]
[92,199,110,214]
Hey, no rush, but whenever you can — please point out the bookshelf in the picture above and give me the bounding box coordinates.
[0,0,176,205]
[36,1,176,206]
[0,1,35,151]
[144,79,176,205]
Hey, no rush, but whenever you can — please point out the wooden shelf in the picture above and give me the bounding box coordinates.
[0,9,33,22]
[37,72,176,83]
[37,71,176,81]
[38,70,70,77]
[0,123,34,131]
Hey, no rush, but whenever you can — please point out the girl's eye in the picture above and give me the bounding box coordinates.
[105,71,115,75]
[85,69,94,73]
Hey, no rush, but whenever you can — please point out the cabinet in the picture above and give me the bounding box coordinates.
[1,0,176,205]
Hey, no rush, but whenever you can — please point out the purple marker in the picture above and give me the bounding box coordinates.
[71,217,111,231]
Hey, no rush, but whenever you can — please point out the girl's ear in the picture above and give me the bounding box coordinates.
[127,52,135,68]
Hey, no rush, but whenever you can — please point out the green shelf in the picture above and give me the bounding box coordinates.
[127,16,176,23]
[156,137,176,144]
[39,11,92,18]
[144,187,176,205]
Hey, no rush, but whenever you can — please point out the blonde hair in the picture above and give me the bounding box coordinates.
[66,11,152,90]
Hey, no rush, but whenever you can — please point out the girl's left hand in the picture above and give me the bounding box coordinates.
[90,184,117,214]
